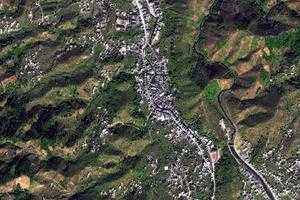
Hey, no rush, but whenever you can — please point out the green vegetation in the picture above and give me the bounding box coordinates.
[203,80,221,103]
[0,0,159,198]
[58,20,78,31]
[1,0,299,199]
[250,136,267,164]
[159,0,225,152]
[95,72,140,116]
[266,28,300,64]
[10,188,32,200]
[68,85,79,97]
[113,0,133,11]
[0,42,34,62]
[0,81,20,96]
[108,28,140,41]
[140,128,174,199]
[0,33,53,63]
[215,149,244,199]
[93,43,105,56]
[160,1,204,122]
[255,0,269,12]
[259,69,271,87]
[266,28,300,51]
[263,48,282,66]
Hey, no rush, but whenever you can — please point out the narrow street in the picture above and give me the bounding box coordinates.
[133,0,216,199]
[133,1,277,199]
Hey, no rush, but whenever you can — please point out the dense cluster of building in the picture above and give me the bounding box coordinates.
[1,0,297,199]
[130,0,217,199]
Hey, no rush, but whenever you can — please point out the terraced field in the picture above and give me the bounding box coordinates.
[0,0,299,199]
[0,0,160,199]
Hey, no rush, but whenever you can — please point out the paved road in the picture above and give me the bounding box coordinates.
[218,90,277,200]
[133,1,217,199]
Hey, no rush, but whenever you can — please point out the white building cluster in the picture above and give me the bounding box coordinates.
[131,0,216,198]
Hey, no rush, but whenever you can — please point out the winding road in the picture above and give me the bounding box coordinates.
[218,90,277,200]
[132,0,278,199]
[133,0,216,199]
